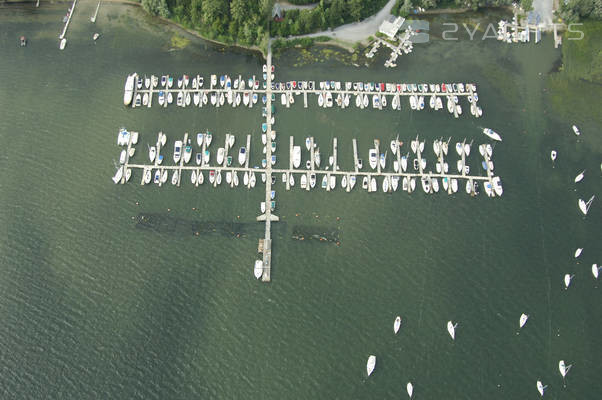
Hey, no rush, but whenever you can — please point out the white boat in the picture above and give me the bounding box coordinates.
[123,74,135,106]
[144,169,152,184]
[519,313,529,328]
[592,264,599,280]
[451,178,458,193]
[315,149,321,168]
[564,274,573,289]
[217,148,225,166]
[238,147,247,166]
[149,146,156,162]
[233,171,239,186]
[572,125,580,136]
[250,173,256,188]
[183,145,192,164]
[197,133,204,147]
[289,174,295,187]
[483,128,502,141]
[550,150,557,161]
[492,177,503,196]
[574,248,583,258]
[391,176,399,192]
[341,175,348,190]
[366,355,376,376]
[305,137,311,151]
[370,178,377,192]
[173,140,182,164]
[407,382,413,398]
[293,146,301,168]
[112,166,123,184]
[167,92,173,104]
[161,169,168,183]
[432,177,439,193]
[379,153,386,170]
[447,320,457,340]
[254,260,263,279]
[300,174,307,189]
[205,133,212,147]
[455,142,464,156]
[394,316,401,334]
[401,155,408,172]
[464,142,471,156]
[226,171,232,185]
[558,360,571,378]
[191,170,197,184]
[537,380,546,397]
[171,170,179,185]
[193,92,200,106]
[197,171,204,185]
[260,202,265,213]
[318,93,324,107]
[382,177,389,192]
[329,175,336,190]
[421,176,431,193]
[228,134,235,148]
[363,94,369,108]
[309,173,316,188]
[369,149,378,170]
[216,170,222,185]
[59,37,67,50]
[574,170,585,183]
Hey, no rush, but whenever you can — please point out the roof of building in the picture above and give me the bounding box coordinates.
[379,16,405,39]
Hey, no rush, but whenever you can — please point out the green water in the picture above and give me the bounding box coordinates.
[1,3,601,399]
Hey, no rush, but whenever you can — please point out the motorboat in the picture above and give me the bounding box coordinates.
[550,150,557,161]
[183,145,192,163]
[171,170,179,185]
[366,355,376,376]
[112,166,123,184]
[370,178,377,192]
[519,313,529,329]
[432,177,439,193]
[300,174,308,189]
[492,177,503,196]
[483,128,502,141]
[153,169,161,184]
[401,154,408,172]
[329,175,336,190]
[564,274,574,289]
[289,174,295,187]
[394,316,401,334]
[250,172,256,188]
[144,168,152,184]
[293,146,301,168]
[217,148,225,166]
[149,145,156,162]
[173,140,182,164]
[341,175,348,190]
[578,195,595,215]
[158,91,165,106]
[369,149,378,169]
[305,137,312,151]
[391,176,399,192]
[421,176,431,193]
[315,149,321,168]
[321,175,328,189]
[592,264,600,280]
[205,132,212,147]
[407,382,413,398]
[574,170,585,183]
[447,320,457,340]
[379,153,386,170]
[451,179,458,193]
[197,133,204,147]
[382,177,389,193]
[254,260,263,279]
[191,170,197,184]
[260,201,266,213]
[572,125,580,136]
[237,147,247,166]
[123,75,138,108]
[309,173,316,188]
[216,170,222,185]
[196,153,202,165]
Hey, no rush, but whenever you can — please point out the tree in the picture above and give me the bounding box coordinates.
[520,0,533,12]
[142,0,170,18]
[230,0,247,23]
[349,0,363,21]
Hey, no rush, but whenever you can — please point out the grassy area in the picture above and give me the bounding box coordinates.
[560,20,602,84]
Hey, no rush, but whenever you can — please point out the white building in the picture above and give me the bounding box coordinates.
[379,16,405,39]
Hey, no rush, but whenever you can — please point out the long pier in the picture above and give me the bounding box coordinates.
[59,0,78,40]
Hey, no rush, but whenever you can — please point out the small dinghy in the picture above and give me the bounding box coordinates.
[447,320,457,340]
[366,355,376,376]
[592,264,599,280]
[407,382,413,398]
[519,313,529,329]
[574,248,583,258]
[574,170,585,183]
[537,380,547,397]
[564,274,574,289]
[394,316,401,334]
[550,150,557,161]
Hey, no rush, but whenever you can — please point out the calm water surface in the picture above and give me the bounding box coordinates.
[0,3,601,399]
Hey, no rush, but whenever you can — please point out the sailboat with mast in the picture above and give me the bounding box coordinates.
[578,195,594,215]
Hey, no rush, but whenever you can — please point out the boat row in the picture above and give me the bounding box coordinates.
[141,167,259,188]
[138,89,261,109]
[311,81,476,95]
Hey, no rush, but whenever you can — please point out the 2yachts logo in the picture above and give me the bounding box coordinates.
[440,23,584,41]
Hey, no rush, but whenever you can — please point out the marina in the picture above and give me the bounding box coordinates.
[118,50,498,282]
